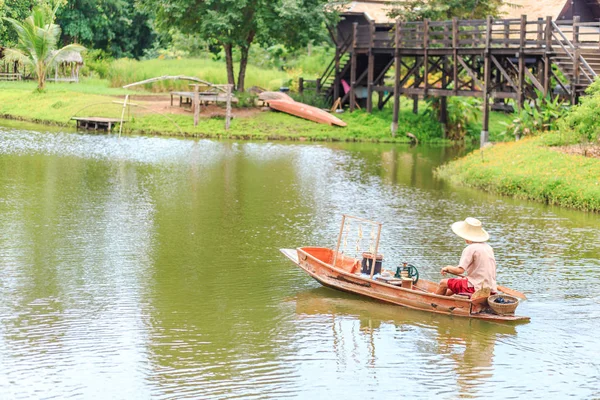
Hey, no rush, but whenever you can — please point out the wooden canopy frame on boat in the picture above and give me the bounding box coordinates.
[334,215,382,279]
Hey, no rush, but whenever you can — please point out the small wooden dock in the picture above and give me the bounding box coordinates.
[72,117,123,131]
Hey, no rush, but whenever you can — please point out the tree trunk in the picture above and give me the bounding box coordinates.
[237,44,250,93]
[223,43,236,88]
[236,31,255,93]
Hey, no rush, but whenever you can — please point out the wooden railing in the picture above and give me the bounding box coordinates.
[0,73,22,81]
[349,15,600,54]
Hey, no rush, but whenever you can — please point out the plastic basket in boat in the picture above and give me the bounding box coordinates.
[488,294,519,315]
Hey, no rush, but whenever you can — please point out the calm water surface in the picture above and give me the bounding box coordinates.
[0,123,599,399]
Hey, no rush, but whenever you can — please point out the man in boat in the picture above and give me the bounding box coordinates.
[436,217,497,296]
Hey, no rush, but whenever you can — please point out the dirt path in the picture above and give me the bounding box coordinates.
[554,144,600,159]
[113,94,263,119]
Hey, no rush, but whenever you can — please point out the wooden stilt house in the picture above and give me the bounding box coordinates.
[298,0,599,144]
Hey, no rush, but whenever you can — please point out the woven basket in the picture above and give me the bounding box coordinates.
[488,294,519,315]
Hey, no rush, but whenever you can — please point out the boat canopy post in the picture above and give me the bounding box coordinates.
[369,223,382,279]
[333,215,382,273]
[333,215,347,269]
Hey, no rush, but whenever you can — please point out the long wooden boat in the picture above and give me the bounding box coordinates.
[280,247,530,323]
[267,99,347,127]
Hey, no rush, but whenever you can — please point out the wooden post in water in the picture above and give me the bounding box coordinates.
[119,94,129,137]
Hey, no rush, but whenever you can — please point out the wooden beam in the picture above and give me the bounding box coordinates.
[491,55,517,89]
[457,55,484,89]
[392,19,402,136]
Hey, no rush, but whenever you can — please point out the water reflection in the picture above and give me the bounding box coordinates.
[292,288,517,399]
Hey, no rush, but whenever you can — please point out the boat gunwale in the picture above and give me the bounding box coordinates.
[297,247,471,304]
[292,247,530,323]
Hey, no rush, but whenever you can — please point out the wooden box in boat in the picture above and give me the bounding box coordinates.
[280,247,529,323]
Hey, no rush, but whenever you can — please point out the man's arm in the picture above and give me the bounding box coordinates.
[440,265,466,276]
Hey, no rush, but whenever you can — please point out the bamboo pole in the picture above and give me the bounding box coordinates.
[369,223,382,279]
[332,215,347,269]
[225,84,232,130]
[119,94,129,137]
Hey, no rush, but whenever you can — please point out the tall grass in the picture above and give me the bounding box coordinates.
[107,58,291,92]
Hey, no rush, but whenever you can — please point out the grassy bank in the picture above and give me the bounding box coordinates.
[0,80,448,142]
[436,137,600,212]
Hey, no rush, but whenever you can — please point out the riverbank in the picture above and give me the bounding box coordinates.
[436,136,600,212]
[0,80,511,143]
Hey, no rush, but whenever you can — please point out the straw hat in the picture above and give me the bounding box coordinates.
[451,217,490,242]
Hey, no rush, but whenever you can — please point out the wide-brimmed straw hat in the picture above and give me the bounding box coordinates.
[451,217,490,242]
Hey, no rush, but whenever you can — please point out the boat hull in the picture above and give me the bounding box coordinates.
[281,247,529,323]
[268,100,347,127]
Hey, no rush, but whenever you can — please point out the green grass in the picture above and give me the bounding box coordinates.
[0,77,515,143]
[436,136,600,212]
[107,58,291,92]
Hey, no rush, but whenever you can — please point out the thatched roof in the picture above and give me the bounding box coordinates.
[51,50,84,64]
[338,1,396,23]
[499,0,568,20]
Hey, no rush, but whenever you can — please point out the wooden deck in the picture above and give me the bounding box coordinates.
[71,117,123,131]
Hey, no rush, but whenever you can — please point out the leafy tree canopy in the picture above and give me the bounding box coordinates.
[146,0,332,91]
[55,0,155,58]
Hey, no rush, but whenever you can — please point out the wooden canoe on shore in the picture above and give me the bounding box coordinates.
[267,99,347,127]
[280,247,530,323]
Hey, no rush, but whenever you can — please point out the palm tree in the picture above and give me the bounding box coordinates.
[2,5,85,91]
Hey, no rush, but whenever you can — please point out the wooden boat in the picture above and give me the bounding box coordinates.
[267,99,347,127]
[280,247,530,323]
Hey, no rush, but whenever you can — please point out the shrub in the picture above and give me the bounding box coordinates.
[557,79,600,144]
[425,96,481,140]
[500,91,570,140]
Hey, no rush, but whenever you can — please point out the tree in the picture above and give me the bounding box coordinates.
[55,0,156,59]
[388,0,507,21]
[2,4,84,90]
[0,0,37,47]
[146,0,332,91]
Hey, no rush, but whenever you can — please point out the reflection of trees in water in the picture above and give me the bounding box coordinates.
[294,287,517,398]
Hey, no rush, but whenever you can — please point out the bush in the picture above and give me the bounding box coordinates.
[425,96,480,140]
[557,79,600,144]
[81,49,113,79]
[500,91,570,140]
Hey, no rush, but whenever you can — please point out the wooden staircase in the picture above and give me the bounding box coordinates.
[550,21,599,100]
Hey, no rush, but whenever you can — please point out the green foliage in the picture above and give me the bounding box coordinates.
[55,0,155,59]
[106,58,290,91]
[289,92,330,109]
[388,0,505,21]
[80,49,112,79]
[0,0,36,47]
[2,4,85,90]
[145,0,332,90]
[426,96,481,140]
[234,91,258,108]
[500,91,569,140]
[556,79,600,144]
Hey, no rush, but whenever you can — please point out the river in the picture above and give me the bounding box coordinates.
[0,123,599,399]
